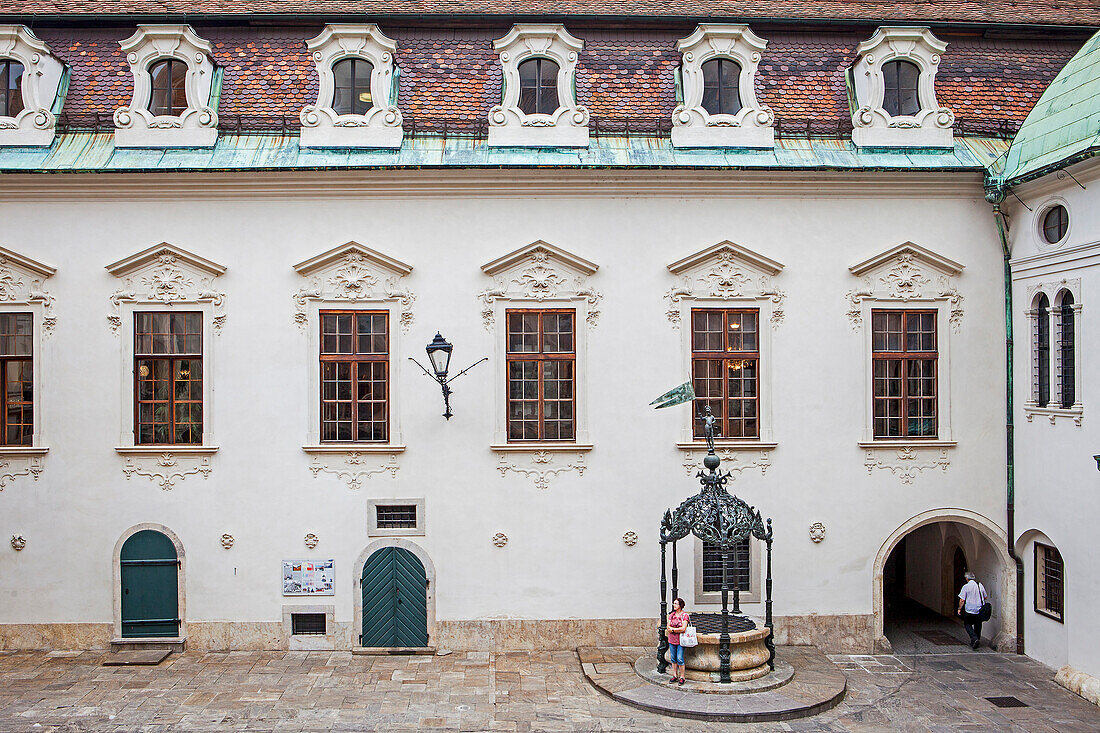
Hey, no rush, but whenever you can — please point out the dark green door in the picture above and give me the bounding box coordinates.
[120,530,180,638]
[360,547,428,647]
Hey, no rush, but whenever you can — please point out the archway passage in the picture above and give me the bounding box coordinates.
[360,547,428,648]
[120,529,180,638]
[879,518,1010,653]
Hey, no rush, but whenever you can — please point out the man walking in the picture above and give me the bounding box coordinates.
[957,571,987,649]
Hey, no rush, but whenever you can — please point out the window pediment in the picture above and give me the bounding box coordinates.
[665,241,786,328]
[0,244,57,334]
[105,243,227,333]
[488,25,589,148]
[671,25,774,149]
[300,24,403,149]
[478,240,600,328]
[849,27,954,148]
[113,25,218,148]
[292,241,414,331]
[0,26,65,147]
[846,242,964,330]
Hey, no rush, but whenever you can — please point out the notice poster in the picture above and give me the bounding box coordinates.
[282,559,335,595]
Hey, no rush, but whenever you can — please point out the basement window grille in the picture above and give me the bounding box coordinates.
[702,540,751,593]
[291,613,327,636]
[1035,542,1064,623]
[376,504,418,530]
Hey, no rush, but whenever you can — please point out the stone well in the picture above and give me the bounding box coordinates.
[665,619,772,682]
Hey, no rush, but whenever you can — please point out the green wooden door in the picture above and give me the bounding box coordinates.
[120,530,180,638]
[360,547,428,648]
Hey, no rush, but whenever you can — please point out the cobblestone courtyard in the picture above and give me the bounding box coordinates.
[1,646,1099,732]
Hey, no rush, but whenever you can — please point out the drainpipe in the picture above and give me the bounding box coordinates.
[988,190,1026,655]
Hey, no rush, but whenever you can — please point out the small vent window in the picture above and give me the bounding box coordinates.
[376,504,418,530]
[291,612,327,635]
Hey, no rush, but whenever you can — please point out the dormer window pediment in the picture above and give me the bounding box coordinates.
[849,27,954,148]
[300,24,403,149]
[487,25,589,148]
[113,25,219,148]
[0,25,65,147]
[671,24,774,149]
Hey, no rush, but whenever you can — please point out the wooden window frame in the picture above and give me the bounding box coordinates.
[332,57,375,116]
[505,308,576,443]
[700,57,743,117]
[690,307,760,440]
[133,311,203,446]
[0,312,32,446]
[517,57,560,116]
[871,308,938,440]
[148,58,188,116]
[882,59,921,117]
[319,309,389,444]
[1034,541,1064,623]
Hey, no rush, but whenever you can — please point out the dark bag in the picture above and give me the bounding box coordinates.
[978,602,992,622]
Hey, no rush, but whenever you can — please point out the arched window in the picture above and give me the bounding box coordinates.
[518,58,559,115]
[882,59,921,117]
[148,59,188,116]
[1057,291,1075,409]
[1035,293,1050,407]
[701,58,742,116]
[0,60,23,118]
[333,58,374,115]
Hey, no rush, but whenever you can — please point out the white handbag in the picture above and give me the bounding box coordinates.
[680,625,698,647]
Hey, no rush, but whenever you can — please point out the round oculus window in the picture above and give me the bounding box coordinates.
[1041,204,1069,244]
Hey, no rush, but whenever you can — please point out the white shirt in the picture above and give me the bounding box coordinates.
[959,580,986,614]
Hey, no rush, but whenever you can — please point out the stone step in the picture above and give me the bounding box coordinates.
[102,648,172,666]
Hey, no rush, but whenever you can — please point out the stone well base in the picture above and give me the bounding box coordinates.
[664,624,772,683]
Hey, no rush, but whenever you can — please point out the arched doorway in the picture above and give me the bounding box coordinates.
[355,541,433,648]
[873,509,1015,653]
[114,525,184,639]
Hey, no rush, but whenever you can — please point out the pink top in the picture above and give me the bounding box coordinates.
[667,611,689,645]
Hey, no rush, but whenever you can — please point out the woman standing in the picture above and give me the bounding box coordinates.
[666,597,689,685]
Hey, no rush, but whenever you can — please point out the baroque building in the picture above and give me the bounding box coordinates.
[0,0,1093,693]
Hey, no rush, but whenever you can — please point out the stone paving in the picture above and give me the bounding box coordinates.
[0,645,1098,732]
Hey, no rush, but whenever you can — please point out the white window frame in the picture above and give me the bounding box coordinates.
[694,536,761,606]
[368,498,426,537]
[487,24,589,148]
[850,27,954,149]
[1025,278,1082,424]
[299,24,403,149]
[1035,197,1071,248]
[671,24,774,149]
[0,25,65,147]
[113,25,218,148]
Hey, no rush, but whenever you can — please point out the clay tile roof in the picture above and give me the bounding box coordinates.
[3,1,1100,26]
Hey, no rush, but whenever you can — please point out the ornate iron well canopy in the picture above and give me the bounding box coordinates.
[657,407,775,682]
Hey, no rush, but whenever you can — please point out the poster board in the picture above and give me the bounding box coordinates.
[282,559,335,596]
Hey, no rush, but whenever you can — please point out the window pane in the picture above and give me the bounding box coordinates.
[701,59,720,115]
[718,59,742,115]
[507,312,539,353]
[691,310,725,352]
[518,59,539,115]
[170,61,188,115]
[3,61,24,118]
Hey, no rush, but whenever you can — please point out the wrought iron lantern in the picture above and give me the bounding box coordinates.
[411,333,486,420]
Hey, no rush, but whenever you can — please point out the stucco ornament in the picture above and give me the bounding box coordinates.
[496,450,587,490]
[113,25,218,148]
[220,533,234,549]
[623,531,638,547]
[487,25,589,147]
[304,533,319,549]
[671,25,775,148]
[681,447,770,478]
[492,532,508,548]
[106,243,227,335]
[0,26,65,146]
[0,246,58,336]
[10,535,25,551]
[845,242,964,331]
[308,452,400,490]
[293,242,414,333]
[808,522,826,543]
[478,240,601,330]
[864,446,950,484]
[850,27,954,148]
[665,241,786,329]
[299,24,403,148]
[122,452,212,490]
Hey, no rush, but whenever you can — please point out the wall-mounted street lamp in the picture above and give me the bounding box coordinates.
[1094,454,1100,472]
[410,333,487,420]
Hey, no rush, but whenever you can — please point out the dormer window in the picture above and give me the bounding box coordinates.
[850,27,954,148]
[518,58,558,115]
[487,25,589,148]
[148,59,187,116]
[299,24,402,149]
[113,25,219,148]
[1,60,24,117]
[0,26,65,147]
[671,25,774,149]
[701,58,742,116]
[333,58,373,115]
